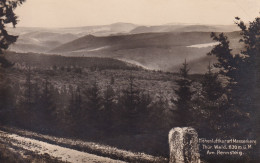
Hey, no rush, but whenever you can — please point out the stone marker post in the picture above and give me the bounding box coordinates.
[169,127,200,163]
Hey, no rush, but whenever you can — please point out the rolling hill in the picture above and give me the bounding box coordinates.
[9,31,78,53]
[7,23,138,53]
[50,32,215,53]
[49,31,241,73]
[7,23,242,73]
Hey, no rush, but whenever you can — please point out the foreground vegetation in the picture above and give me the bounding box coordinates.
[0,142,65,163]
[0,54,179,157]
[1,126,167,163]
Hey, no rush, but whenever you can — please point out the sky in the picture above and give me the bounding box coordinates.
[14,0,260,28]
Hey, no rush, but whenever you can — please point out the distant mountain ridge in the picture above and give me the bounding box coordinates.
[48,31,241,73]
[8,22,138,37]
[7,22,138,53]
[49,32,216,53]
[7,22,242,73]
[10,31,78,53]
[130,24,239,34]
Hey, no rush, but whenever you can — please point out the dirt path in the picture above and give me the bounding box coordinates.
[0,130,125,163]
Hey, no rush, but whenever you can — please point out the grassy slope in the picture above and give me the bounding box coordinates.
[0,142,65,163]
[1,126,168,163]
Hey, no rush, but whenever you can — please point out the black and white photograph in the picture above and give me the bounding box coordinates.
[0,0,259,162]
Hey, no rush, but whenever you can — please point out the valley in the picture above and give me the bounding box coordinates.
[7,23,242,73]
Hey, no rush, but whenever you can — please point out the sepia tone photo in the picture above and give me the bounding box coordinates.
[0,0,259,162]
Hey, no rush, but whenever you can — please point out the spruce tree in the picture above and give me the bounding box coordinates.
[234,16,260,137]
[234,16,260,113]
[208,32,242,106]
[104,84,115,112]
[0,77,15,113]
[120,72,141,133]
[68,85,76,118]
[207,16,260,136]
[122,73,140,111]
[150,91,169,130]
[18,65,33,127]
[207,32,245,135]
[84,79,103,125]
[201,62,223,102]
[67,85,82,129]
[37,78,56,130]
[0,0,26,67]
[75,86,82,113]
[199,62,226,135]
[102,83,115,131]
[172,60,194,126]
[138,90,152,129]
[24,65,32,105]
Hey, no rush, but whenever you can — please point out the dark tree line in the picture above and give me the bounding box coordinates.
[0,68,172,138]
[172,16,259,141]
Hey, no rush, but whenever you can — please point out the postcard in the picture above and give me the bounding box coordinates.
[0,0,259,162]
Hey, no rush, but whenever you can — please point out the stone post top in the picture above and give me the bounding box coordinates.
[169,127,197,135]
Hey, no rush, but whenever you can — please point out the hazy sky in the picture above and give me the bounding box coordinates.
[15,0,260,27]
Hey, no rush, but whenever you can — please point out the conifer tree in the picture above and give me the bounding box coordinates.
[233,16,260,136]
[172,60,194,126]
[84,79,103,124]
[24,65,32,105]
[198,62,226,135]
[120,73,141,132]
[122,73,140,111]
[32,81,40,106]
[139,90,152,109]
[150,91,169,129]
[17,65,33,125]
[104,84,115,112]
[234,16,260,113]
[207,16,260,136]
[75,86,82,113]
[68,85,75,117]
[0,0,26,67]
[138,90,152,129]
[208,32,242,106]
[102,83,115,131]
[0,81,15,111]
[201,62,223,102]
[37,78,56,130]
[67,85,82,129]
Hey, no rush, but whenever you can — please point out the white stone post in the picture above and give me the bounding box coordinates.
[169,127,200,163]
